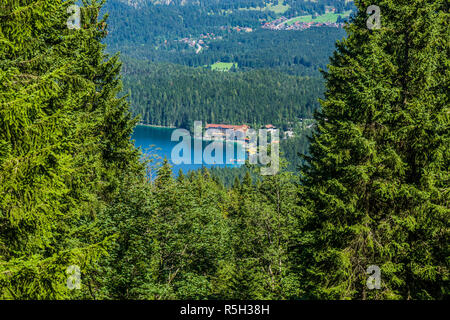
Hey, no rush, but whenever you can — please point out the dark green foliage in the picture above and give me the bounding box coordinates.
[209,165,260,188]
[91,157,302,300]
[294,0,449,299]
[0,0,142,298]
[111,28,347,77]
[92,162,232,299]
[225,163,300,299]
[123,60,323,128]
[1,0,447,301]
[104,0,273,47]
[284,0,355,17]
[102,0,348,76]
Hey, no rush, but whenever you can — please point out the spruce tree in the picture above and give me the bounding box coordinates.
[0,0,142,298]
[154,158,174,188]
[295,0,449,299]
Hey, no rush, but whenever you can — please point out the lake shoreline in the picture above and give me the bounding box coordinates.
[136,124,248,146]
[132,125,244,174]
[137,123,177,129]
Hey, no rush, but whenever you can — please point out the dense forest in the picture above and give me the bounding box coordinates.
[113,28,346,76]
[110,0,355,17]
[104,1,347,76]
[284,0,355,16]
[122,59,323,128]
[0,0,448,302]
[103,0,274,46]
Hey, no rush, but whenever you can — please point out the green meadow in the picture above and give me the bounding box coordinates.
[286,10,353,25]
[210,62,238,72]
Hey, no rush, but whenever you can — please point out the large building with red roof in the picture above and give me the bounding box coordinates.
[205,124,249,132]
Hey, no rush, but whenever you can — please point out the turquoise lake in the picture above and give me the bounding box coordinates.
[132,125,245,174]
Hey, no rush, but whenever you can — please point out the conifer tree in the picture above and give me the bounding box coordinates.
[0,0,142,298]
[295,0,449,299]
[154,158,174,188]
[226,162,299,299]
[177,169,185,183]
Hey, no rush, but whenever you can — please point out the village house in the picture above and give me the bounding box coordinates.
[205,124,249,139]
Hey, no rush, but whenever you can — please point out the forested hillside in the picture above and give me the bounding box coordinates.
[113,28,346,76]
[1,0,448,302]
[115,0,353,14]
[103,0,350,177]
[104,0,347,74]
[122,59,323,128]
[104,0,274,47]
[102,0,349,143]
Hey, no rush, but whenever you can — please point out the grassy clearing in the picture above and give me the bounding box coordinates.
[286,10,352,25]
[210,62,238,72]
